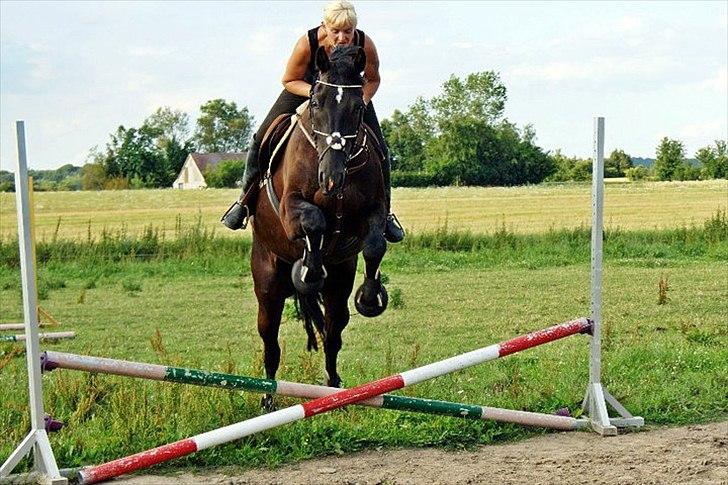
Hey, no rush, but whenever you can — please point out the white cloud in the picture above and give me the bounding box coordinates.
[696,68,728,93]
[124,73,158,93]
[507,56,681,82]
[379,68,405,84]
[244,27,289,58]
[451,41,473,50]
[615,15,644,33]
[127,46,177,58]
[411,36,434,47]
[677,119,726,140]
[143,91,204,114]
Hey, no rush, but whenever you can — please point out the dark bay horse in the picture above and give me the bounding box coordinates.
[250,45,389,409]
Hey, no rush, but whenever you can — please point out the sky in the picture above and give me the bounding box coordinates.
[1,0,726,172]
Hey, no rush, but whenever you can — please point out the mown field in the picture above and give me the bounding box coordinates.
[0,179,725,241]
[0,181,726,476]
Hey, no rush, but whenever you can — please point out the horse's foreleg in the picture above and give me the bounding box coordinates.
[281,196,327,294]
[321,260,356,388]
[355,216,388,318]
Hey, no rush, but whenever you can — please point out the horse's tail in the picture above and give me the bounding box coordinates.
[295,292,326,352]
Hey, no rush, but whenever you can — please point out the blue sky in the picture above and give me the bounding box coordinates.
[1,1,726,171]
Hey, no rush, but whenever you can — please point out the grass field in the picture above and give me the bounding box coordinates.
[0,181,726,474]
[1,179,726,241]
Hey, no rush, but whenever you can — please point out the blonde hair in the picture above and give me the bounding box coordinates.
[323,1,357,29]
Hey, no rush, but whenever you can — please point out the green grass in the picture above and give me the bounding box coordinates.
[1,226,726,473]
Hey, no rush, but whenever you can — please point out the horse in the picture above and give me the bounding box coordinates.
[250,45,389,410]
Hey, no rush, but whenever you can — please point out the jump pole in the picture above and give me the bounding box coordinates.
[1,332,76,343]
[582,117,644,434]
[0,121,67,484]
[42,350,586,431]
[74,318,592,484]
[1,322,54,331]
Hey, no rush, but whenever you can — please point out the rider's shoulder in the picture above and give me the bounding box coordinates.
[362,32,377,51]
[292,34,311,54]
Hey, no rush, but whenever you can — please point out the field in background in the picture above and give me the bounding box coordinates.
[1,180,725,241]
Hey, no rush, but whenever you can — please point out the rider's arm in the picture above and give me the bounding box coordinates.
[282,35,313,97]
[362,35,380,106]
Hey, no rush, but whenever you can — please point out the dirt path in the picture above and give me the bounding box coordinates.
[115,421,727,485]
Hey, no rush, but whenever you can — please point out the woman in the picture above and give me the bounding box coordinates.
[221,0,404,243]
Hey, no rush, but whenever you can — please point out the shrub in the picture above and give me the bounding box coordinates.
[625,166,649,181]
[391,171,438,187]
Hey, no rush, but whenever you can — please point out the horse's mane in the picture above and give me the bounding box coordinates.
[327,45,364,85]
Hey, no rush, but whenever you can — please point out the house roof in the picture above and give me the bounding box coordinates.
[189,152,247,172]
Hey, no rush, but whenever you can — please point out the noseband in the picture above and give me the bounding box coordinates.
[308,79,367,166]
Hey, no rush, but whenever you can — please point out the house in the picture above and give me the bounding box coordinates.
[172,152,247,189]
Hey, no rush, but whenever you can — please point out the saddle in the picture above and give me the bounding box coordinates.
[239,105,304,211]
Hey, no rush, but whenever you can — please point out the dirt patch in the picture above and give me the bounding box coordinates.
[118,421,727,485]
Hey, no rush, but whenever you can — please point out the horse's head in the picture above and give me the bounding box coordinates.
[310,45,366,196]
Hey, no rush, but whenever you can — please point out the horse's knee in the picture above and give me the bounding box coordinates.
[363,233,386,261]
[300,206,326,236]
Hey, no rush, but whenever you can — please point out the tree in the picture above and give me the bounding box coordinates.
[425,119,553,186]
[696,140,727,179]
[81,162,107,190]
[195,99,254,152]
[654,137,686,181]
[546,151,592,182]
[0,171,14,192]
[605,149,632,178]
[430,71,507,129]
[142,107,191,148]
[381,103,432,172]
[204,159,246,188]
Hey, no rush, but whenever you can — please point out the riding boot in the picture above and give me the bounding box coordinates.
[381,153,404,243]
[221,139,261,230]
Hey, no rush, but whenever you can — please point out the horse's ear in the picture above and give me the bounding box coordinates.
[354,47,366,73]
[316,46,330,73]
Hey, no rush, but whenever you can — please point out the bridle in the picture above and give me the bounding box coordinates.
[306,79,368,169]
[299,77,370,254]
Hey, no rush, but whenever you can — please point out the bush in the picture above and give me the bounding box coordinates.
[104,177,131,190]
[625,166,649,181]
[391,171,438,187]
[205,159,246,188]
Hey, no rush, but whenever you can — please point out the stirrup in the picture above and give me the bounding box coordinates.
[221,200,250,230]
[384,213,404,243]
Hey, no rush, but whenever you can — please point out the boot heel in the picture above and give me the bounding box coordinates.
[221,201,249,230]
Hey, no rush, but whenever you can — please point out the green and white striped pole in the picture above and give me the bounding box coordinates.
[43,348,586,430]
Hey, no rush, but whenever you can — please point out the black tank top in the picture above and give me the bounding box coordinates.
[305,26,365,84]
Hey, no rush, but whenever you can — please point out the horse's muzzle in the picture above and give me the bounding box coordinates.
[319,170,344,196]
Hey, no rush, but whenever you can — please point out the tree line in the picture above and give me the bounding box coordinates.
[1,72,725,192]
[0,99,255,192]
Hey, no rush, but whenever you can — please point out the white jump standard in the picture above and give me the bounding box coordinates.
[0,121,67,484]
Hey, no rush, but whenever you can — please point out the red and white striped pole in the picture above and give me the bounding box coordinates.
[78,317,591,484]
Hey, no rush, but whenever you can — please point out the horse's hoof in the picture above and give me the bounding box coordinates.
[325,373,342,388]
[261,394,277,413]
[355,279,388,317]
[292,258,325,295]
